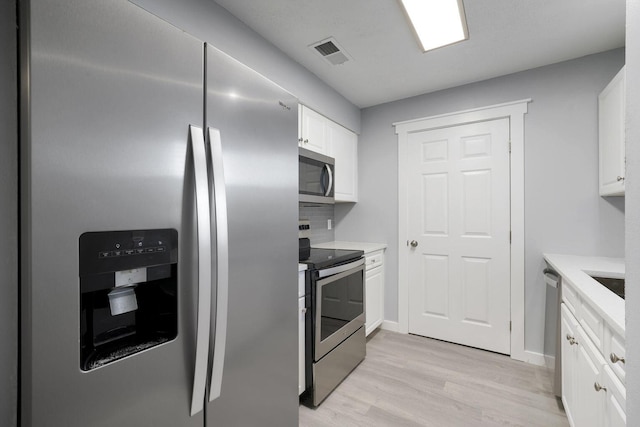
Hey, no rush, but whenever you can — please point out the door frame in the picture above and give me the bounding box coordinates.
[394,99,530,362]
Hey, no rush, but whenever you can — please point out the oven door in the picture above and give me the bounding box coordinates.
[314,259,365,360]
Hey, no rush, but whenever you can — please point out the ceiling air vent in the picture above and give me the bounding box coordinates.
[310,37,352,66]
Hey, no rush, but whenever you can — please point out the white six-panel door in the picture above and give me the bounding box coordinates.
[407,118,511,354]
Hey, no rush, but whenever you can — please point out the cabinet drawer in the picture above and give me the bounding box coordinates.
[562,281,580,317]
[605,326,626,383]
[365,252,384,271]
[580,299,604,352]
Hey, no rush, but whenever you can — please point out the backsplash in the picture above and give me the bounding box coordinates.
[299,204,335,244]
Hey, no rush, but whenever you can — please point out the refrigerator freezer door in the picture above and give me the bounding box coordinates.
[22,1,204,426]
[204,45,299,426]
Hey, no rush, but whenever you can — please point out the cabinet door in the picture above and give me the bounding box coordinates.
[299,296,306,395]
[599,67,625,196]
[575,325,606,427]
[561,304,579,426]
[300,105,328,154]
[602,365,626,427]
[365,265,384,336]
[328,122,358,202]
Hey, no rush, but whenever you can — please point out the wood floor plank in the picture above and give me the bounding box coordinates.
[299,329,568,427]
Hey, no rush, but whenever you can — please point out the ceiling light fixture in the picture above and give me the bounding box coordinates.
[399,0,469,52]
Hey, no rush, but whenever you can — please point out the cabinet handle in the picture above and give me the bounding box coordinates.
[298,137,303,142]
[302,308,307,314]
[617,176,625,182]
[410,240,418,248]
[594,382,607,392]
[304,139,309,144]
[565,334,578,345]
[610,353,625,364]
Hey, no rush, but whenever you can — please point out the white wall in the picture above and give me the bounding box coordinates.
[130,0,361,134]
[625,0,639,424]
[0,0,17,425]
[335,49,626,355]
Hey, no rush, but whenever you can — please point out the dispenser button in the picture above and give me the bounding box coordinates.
[99,251,111,258]
[113,250,122,257]
[124,249,135,256]
[156,246,166,252]
[135,249,144,254]
[145,248,155,253]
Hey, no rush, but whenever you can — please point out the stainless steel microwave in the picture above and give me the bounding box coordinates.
[299,147,335,204]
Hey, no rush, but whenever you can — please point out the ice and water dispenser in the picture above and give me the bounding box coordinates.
[79,229,178,371]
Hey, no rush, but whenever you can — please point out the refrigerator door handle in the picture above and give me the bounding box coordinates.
[207,127,229,402]
[189,125,213,416]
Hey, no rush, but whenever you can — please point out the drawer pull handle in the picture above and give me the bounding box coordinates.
[610,353,625,364]
[617,176,625,182]
[594,382,607,392]
[566,334,578,345]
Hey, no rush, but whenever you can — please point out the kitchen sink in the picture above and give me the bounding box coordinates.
[590,276,625,299]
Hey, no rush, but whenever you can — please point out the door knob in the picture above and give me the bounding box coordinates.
[410,240,418,248]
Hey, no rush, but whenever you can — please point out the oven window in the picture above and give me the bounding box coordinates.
[320,270,364,341]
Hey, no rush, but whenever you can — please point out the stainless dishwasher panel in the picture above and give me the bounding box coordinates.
[543,267,562,397]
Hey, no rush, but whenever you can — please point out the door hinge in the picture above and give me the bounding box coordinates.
[509,140,512,153]
[509,231,512,243]
[510,321,512,331]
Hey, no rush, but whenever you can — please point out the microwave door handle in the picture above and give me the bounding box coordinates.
[207,127,229,403]
[188,125,212,416]
[324,164,333,197]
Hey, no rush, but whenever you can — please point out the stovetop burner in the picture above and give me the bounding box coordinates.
[300,248,364,270]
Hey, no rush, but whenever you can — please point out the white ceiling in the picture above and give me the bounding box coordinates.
[213,0,625,109]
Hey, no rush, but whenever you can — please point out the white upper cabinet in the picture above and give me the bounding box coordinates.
[299,105,358,203]
[327,121,358,202]
[599,67,625,196]
[299,105,328,154]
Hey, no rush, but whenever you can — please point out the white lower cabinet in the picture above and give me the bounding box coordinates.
[365,250,384,336]
[298,266,307,396]
[603,365,626,427]
[561,304,579,426]
[561,294,626,426]
[574,324,605,427]
[298,295,306,395]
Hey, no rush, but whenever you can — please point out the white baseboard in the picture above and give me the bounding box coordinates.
[544,354,556,370]
[522,350,547,366]
[381,320,400,333]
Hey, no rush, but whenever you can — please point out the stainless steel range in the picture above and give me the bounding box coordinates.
[300,247,366,406]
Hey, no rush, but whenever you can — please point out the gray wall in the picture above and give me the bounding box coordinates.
[131,0,361,134]
[0,0,18,425]
[335,49,626,355]
[625,0,639,424]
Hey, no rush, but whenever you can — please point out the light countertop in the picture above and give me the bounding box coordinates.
[543,254,625,336]
[312,241,387,254]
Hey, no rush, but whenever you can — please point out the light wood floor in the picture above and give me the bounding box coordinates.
[299,329,568,427]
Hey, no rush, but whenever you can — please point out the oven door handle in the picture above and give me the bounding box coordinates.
[317,258,365,279]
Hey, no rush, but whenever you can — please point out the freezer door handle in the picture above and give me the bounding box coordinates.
[207,127,229,402]
[189,125,213,416]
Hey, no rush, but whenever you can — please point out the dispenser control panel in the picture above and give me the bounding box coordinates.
[80,229,177,277]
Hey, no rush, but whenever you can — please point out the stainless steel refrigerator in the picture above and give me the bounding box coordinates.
[20,1,299,426]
